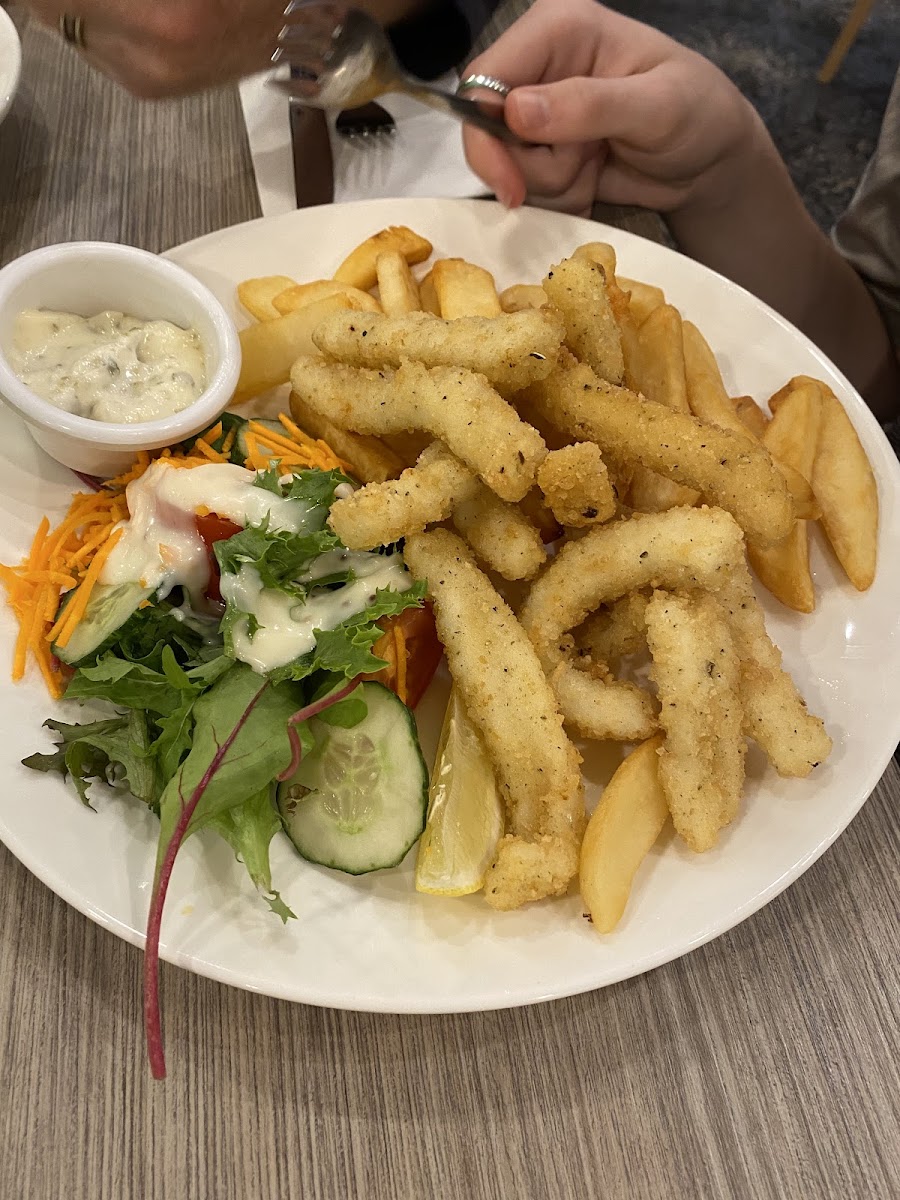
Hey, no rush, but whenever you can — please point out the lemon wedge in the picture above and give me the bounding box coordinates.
[415,686,504,897]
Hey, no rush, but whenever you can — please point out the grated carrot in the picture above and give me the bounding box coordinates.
[194,437,225,463]
[53,529,123,650]
[394,624,407,706]
[1,412,347,697]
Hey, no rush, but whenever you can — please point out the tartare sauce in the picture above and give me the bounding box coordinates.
[9,308,207,423]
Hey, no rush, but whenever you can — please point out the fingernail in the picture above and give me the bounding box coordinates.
[514,90,550,128]
[496,187,515,209]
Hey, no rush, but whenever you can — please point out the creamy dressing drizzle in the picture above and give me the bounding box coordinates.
[220,555,411,674]
[9,308,207,423]
[99,460,411,674]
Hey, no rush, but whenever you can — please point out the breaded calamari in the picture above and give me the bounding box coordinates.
[519,506,746,669]
[536,443,616,528]
[543,257,625,385]
[521,357,794,545]
[328,442,479,550]
[645,590,745,851]
[290,356,546,501]
[403,529,584,910]
[718,561,832,776]
[312,308,565,394]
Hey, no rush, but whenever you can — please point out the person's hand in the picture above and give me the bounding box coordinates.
[462,0,761,218]
[27,0,424,99]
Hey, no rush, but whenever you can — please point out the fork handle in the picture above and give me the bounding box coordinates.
[402,84,526,146]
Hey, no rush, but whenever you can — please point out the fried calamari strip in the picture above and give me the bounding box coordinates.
[645,590,745,851]
[521,357,793,545]
[403,529,584,910]
[312,309,565,394]
[519,506,746,669]
[536,443,616,528]
[718,562,832,776]
[290,356,546,501]
[543,257,625,385]
[328,442,479,550]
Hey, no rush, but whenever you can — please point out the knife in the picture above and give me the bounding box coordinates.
[289,96,335,209]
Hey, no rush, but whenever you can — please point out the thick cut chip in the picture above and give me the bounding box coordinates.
[311,308,564,394]
[718,561,832,776]
[237,275,297,321]
[682,320,740,431]
[403,529,584,911]
[333,226,432,291]
[522,358,793,545]
[646,590,745,852]
[810,381,877,590]
[519,506,745,670]
[543,256,625,385]
[432,258,502,318]
[733,395,770,440]
[289,391,405,484]
[580,735,669,933]
[418,268,440,316]
[232,293,354,405]
[747,379,820,613]
[328,442,479,549]
[375,250,421,316]
[618,277,666,326]
[536,443,616,528]
[500,284,548,313]
[290,356,546,501]
[273,280,381,315]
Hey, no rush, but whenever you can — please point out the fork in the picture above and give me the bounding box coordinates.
[335,101,396,140]
[271,1,524,145]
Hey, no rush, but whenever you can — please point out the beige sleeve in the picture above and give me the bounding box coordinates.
[832,67,900,347]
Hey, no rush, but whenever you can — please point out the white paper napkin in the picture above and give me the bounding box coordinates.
[238,71,487,217]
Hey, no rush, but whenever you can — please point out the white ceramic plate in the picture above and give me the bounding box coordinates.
[1,198,898,1015]
[0,8,21,126]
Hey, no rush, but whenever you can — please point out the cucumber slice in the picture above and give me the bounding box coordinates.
[277,682,427,875]
[54,581,153,665]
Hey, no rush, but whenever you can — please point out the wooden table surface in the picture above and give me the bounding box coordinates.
[1,13,899,1200]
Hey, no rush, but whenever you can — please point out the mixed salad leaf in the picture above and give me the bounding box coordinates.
[20,425,439,1078]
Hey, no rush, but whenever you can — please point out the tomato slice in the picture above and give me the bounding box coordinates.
[194,513,242,604]
[363,602,443,709]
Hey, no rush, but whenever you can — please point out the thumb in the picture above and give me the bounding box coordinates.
[505,73,661,146]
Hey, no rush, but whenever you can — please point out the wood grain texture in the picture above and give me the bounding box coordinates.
[1,11,899,1200]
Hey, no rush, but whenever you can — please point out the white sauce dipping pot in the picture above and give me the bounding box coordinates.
[0,242,241,476]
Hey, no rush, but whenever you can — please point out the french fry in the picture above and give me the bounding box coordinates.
[232,293,353,406]
[500,284,547,313]
[237,275,297,322]
[333,226,433,291]
[733,395,770,440]
[747,379,820,613]
[375,250,421,316]
[682,320,739,430]
[573,241,617,280]
[288,391,406,484]
[618,277,666,326]
[579,735,669,933]
[432,258,502,319]
[806,380,877,591]
[418,268,441,316]
[273,279,382,315]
